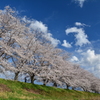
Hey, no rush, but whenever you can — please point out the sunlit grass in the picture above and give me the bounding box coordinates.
[0,78,100,100]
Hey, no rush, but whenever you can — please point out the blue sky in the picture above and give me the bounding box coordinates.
[1,0,100,77]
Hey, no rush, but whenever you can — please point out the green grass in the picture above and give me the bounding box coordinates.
[0,78,100,100]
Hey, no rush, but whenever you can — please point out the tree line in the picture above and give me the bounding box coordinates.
[0,6,100,93]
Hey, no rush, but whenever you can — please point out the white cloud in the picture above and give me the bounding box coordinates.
[62,40,72,48]
[80,49,100,67]
[75,49,83,53]
[43,32,60,47]
[71,39,100,78]
[74,0,87,7]
[75,22,84,26]
[22,16,60,47]
[75,22,90,27]
[65,27,90,46]
[78,49,100,77]
[71,56,79,62]
[30,20,48,33]
[75,22,85,26]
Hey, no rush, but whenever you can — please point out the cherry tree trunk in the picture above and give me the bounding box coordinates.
[66,85,70,89]
[43,79,47,86]
[30,74,35,84]
[53,82,57,87]
[14,71,20,81]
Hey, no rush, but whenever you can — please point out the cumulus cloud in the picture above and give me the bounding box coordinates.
[22,16,60,47]
[78,49,100,76]
[30,20,48,33]
[80,49,100,67]
[74,0,87,8]
[71,56,79,62]
[65,27,90,46]
[62,40,72,48]
[70,39,100,77]
[43,32,60,47]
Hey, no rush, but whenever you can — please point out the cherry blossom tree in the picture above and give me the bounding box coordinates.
[0,6,100,94]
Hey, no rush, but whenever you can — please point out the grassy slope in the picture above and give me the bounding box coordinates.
[0,78,100,100]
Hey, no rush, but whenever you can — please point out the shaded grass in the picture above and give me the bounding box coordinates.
[0,78,100,100]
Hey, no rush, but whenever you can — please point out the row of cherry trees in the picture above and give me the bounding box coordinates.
[0,6,100,93]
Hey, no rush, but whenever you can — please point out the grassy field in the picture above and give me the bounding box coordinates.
[0,78,100,100]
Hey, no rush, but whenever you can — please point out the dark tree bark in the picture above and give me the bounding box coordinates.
[66,85,69,89]
[25,77,27,83]
[14,71,20,81]
[53,82,57,87]
[72,87,75,90]
[66,84,70,89]
[43,79,47,86]
[30,74,35,84]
